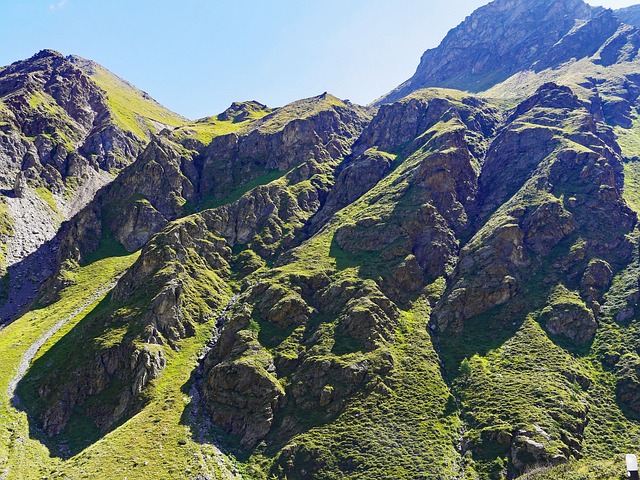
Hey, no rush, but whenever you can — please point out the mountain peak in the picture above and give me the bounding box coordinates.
[375,0,598,104]
[30,49,64,61]
[218,100,270,122]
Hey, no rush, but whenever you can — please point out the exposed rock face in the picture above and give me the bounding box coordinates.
[0,49,149,209]
[25,94,371,442]
[0,50,186,320]
[202,328,285,450]
[313,91,498,230]
[14,2,640,476]
[480,12,640,139]
[434,83,635,335]
[12,171,26,198]
[615,5,640,28]
[192,90,499,454]
[52,94,371,266]
[377,0,598,103]
[532,9,621,72]
[511,432,568,471]
[37,343,166,437]
[0,50,137,271]
[541,298,597,344]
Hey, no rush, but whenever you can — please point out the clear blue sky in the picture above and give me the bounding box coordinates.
[0,0,636,119]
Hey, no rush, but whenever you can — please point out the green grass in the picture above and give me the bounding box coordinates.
[0,252,139,479]
[198,168,290,212]
[15,215,234,458]
[192,92,499,478]
[1,295,239,479]
[519,457,627,479]
[615,115,640,160]
[5,81,640,479]
[80,224,129,266]
[255,93,347,134]
[28,91,62,115]
[88,65,186,140]
[171,109,271,147]
[171,117,249,146]
[34,187,60,216]
[623,161,640,213]
[448,318,592,478]
[25,92,80,150]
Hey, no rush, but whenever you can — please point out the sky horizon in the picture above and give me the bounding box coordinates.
[1,0,638,119]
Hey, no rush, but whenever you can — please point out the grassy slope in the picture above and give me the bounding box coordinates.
[47,317,237,479]
[458,114,640,479]
[0,253,139,479]
[87,64,186,140]
[0,249,239,479]
[171,108,271,147]
[226,113,479,478]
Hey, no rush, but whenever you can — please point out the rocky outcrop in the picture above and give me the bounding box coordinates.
[616,5,640,28]
[25,215,231,440]
[533,9,621,72]
[313,91,498,230]
[202,327,285,450]
[376,0,598,103]
[510,430,569,471]
[192,90,501,453]
[217,101,271,122]
[51,94,371,270]
[12,171,26,198]
[434,83,635,334]
[37,343,166,437]
[0,49,152,197]
[199,272,398,449]
[614,353,640,414]
[580,258,613,308]
[540,287,597,344]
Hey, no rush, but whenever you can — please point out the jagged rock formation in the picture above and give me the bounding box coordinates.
[8,0,640,479]
[376,0,600,104]
[20,94,372,446]
[28,78,640,478]
[52,94,368,262]
[0,49,185,319]
[616,5,640,28]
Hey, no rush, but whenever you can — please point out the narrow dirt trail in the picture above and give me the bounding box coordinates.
[6,276,121,407]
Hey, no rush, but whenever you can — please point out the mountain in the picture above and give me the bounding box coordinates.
[376,0,601,104]
[4,0,640,479]
[0,50,185,280]
[616,5,640,28]
[0,50,185,320]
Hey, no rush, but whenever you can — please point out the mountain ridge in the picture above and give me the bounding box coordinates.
[375,0,601,104]
[4,1,640,479]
